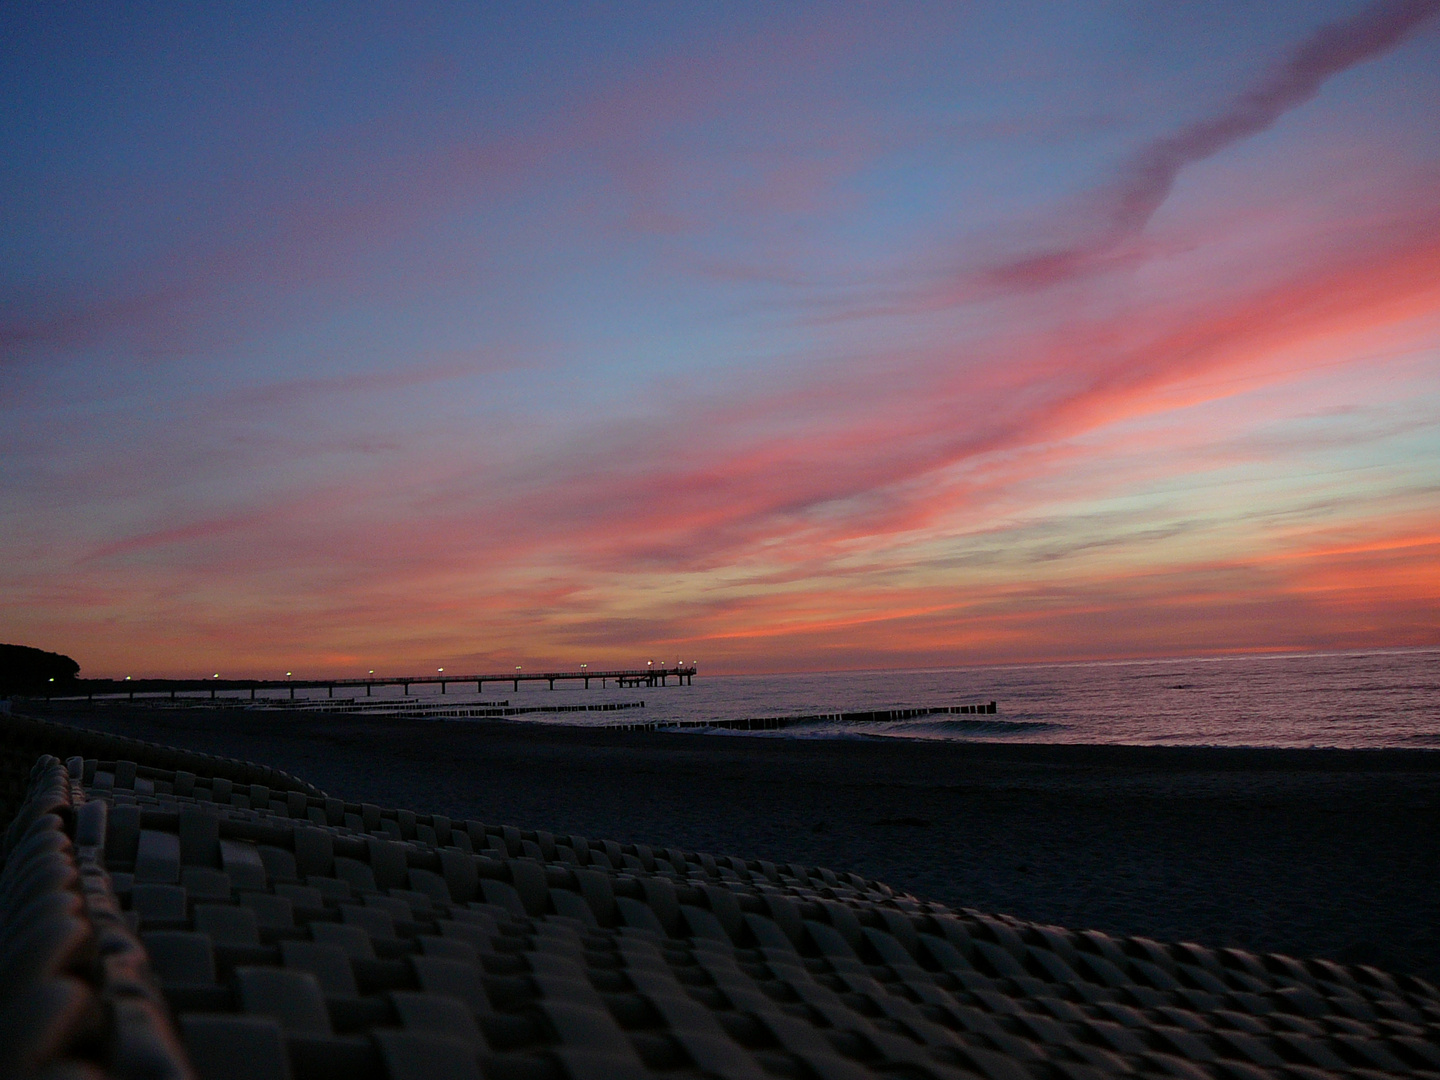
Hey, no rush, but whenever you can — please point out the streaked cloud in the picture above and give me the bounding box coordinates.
[2,1,1437,676]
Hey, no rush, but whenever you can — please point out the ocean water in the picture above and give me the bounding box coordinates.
[274,648,1440,749]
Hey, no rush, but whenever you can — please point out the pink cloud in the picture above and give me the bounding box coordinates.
[27,174,1434,678]
[8,7,1440,676]
[825,0,1440,314]
[492,216,1440,570]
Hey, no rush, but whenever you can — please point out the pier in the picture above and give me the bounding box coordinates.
[44,665,696,702]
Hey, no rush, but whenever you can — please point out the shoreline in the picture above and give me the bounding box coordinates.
[21,702,1440,981]
[26,693,1440,757]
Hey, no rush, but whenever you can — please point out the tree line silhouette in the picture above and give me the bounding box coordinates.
[0,644,80,695]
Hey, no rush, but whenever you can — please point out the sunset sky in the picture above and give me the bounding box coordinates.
[3,2,1438,678]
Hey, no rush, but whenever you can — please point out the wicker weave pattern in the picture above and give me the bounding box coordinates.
[0,711,323,829]
[0,755,192,1079]
[4,751,1439,1080]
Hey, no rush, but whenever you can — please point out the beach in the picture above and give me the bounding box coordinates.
[26,702,1440,983]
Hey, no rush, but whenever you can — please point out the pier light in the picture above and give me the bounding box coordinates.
[213,673,219,679]
[286,672,292,678]
[438,667,444,673]
[369,670,374,676]
[48,677,54,682]
[125,676,131,681]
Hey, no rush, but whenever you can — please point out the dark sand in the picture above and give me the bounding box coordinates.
[28,703,1440,981]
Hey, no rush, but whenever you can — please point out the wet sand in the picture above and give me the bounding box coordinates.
[27,703,1440,981]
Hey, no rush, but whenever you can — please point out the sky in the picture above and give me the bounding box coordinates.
[2,1,1438,679]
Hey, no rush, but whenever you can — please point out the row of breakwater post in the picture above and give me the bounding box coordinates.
[605,701,997,733]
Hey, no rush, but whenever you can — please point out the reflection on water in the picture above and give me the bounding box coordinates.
[253,648,1440,749]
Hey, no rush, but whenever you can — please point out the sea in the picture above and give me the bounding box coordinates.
[270,648,1439,750]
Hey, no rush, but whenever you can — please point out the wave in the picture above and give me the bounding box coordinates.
[1396,732,1440,746]
[715,716,1072,740]
[891,717,1069,738]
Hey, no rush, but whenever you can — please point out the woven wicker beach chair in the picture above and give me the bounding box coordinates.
[2,726,1438,1080]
